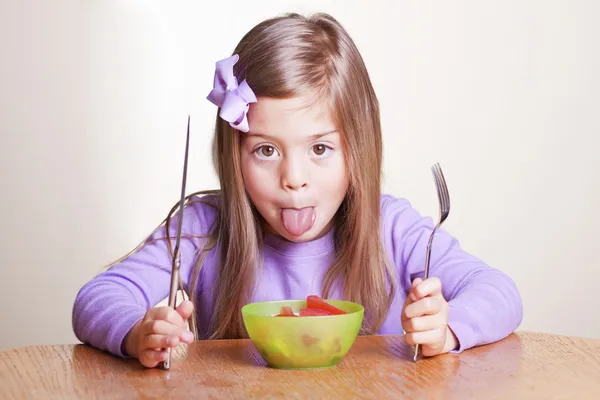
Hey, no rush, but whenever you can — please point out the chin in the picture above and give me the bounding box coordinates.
[279,230,317,242]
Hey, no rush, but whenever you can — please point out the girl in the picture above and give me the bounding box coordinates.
[73,12,522,368]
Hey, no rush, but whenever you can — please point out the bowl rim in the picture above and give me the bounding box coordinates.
[241,299,365,317]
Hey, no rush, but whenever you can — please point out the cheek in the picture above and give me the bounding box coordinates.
[241,157,260,194]
[316,156,349,198]
[241,157,276,201]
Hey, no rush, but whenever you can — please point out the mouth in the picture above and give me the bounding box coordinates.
[280,206,316,237]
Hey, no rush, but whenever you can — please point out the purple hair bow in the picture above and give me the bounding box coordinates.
[206,54,257,133]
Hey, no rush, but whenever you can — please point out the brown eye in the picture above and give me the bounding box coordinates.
[260,146,275,157]
[313,144,327,156]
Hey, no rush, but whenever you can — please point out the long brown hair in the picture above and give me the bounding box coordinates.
[113,12,396,339]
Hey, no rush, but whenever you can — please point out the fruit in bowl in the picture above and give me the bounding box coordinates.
[241,295,364,369]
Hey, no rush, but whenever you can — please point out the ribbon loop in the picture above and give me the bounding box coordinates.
[206,54,257,132]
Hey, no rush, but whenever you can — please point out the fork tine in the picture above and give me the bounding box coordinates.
[431,164,446,212]
[442,176,450,217]
[433,163,450,214]
[438,166,450,206]
[431,164,440,194]
[434,174,444,210]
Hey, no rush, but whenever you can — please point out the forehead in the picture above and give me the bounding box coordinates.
[246,95,335,138]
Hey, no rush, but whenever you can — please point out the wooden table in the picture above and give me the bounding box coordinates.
[1,331,599,399]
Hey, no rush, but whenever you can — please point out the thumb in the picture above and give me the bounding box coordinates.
[176,300,194,322]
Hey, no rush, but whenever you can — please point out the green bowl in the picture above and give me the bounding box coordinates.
[241,299,364,369]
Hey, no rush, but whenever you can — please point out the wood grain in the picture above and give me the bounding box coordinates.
[1,331,599,399]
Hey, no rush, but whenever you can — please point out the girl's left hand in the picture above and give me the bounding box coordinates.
[401,277,458,357]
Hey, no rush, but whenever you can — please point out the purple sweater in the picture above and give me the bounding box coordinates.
[72,194,522,357]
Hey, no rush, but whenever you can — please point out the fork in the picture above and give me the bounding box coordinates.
[413,162,451,361]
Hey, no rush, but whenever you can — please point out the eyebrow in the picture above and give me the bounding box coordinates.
[247,129,338,140]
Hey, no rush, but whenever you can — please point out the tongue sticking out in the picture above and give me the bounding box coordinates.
[281,207,316,236]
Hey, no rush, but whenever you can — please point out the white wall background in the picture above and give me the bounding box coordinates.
[1,0,599,350]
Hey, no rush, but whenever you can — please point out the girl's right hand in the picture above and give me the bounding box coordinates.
[124,300,195,368]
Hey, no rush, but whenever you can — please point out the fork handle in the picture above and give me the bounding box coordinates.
[159,257,181,370]
[413,227,438,361]
[413,344,422,361]
[422,226,437,280]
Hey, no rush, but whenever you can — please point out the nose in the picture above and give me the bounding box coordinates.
[280,156,308,191]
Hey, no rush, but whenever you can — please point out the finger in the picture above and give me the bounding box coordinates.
[143,320,195,345]
[149,306,186,326]
[144,334,180,349]
[183,329,194,343]
[176,300,194,321]
[402,313,447,333]
[138,348,168,368]
[142,319,187,337]
[413,277,442,300]
[404,278,423,304]
[402,295,445,320]
[404,328,446,346]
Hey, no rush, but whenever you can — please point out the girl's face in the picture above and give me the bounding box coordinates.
[241,95,349,242]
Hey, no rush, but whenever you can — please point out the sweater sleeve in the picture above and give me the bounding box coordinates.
[72,196,217,357]
[382,195,523,352]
